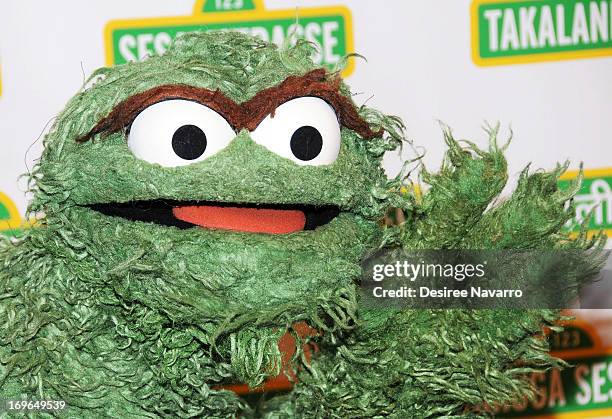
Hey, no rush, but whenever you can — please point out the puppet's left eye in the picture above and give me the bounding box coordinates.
[250,97,341,166]
[127,99,235,167]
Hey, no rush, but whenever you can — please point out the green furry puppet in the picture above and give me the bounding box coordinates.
[0,32,604,418]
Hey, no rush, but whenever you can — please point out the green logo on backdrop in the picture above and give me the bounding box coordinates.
[490,324,612,418]
[0,192,25,237]
[202,0,256,12]
[0,202,10,220]
[105,0,355,76]
[472,0,612,66]
[558,168,612,237]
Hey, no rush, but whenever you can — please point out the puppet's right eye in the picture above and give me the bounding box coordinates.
[127,100,235,167]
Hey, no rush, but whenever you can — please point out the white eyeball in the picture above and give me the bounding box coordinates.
[250,96,341,166]
[127,100,235,167]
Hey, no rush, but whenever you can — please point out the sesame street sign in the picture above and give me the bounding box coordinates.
[0,192,24,236]
[472,0,612,66]
[104,0,354,76]
[558,168,612,238]
[492,321,612,418]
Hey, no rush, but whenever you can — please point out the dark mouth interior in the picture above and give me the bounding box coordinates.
[86,200,340,231]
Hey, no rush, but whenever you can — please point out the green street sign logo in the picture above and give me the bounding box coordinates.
[105,0,354,76]
[0,191,26,237]
[558,168,612,238]
[489,321,612,418]
[472,0,612,66]
[200,0,257,13]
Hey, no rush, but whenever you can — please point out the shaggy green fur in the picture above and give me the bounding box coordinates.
[0,32,604,418]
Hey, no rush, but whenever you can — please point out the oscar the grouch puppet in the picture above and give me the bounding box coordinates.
[0,32,604,418]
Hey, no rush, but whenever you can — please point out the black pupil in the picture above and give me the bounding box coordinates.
[290,126,323,161]
[172,124,207,160]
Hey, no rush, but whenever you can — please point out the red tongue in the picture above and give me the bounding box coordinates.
[172,205,306,234]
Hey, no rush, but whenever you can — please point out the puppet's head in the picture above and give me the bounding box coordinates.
[21,31,403,404]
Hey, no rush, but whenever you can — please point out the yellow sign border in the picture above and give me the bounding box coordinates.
[520,407,612,419]
[104,1,355,77]
[0,191,24,232]
[470,0,612,67]
[559,167,612,181]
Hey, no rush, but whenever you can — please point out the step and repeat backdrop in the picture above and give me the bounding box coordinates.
[1,1,611,417]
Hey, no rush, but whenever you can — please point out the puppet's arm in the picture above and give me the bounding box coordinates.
[264,309,560,418]
[390,125,593,250]
[265,130,603,418]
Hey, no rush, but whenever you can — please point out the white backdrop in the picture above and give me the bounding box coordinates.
[1,2,611,417]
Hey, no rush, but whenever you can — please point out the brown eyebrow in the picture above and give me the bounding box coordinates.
[77,85,241,142]
[78,68,382,142]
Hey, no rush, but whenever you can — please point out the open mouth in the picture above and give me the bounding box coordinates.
[86,200,340,234]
